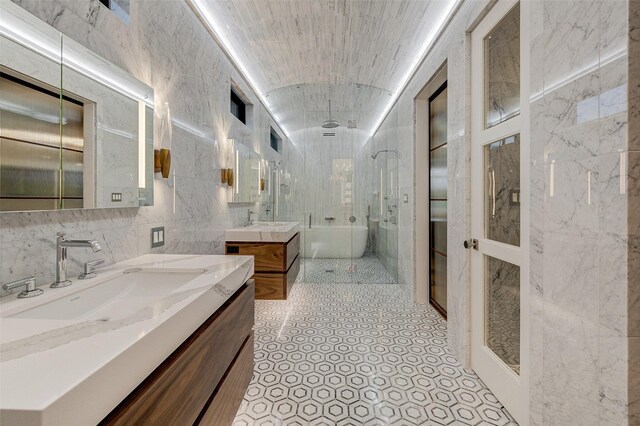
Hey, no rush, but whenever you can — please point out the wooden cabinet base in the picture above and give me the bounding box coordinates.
[226,233,301,300]
[254,254,300,300]
[197,333,254,425]
[100,281,254,426]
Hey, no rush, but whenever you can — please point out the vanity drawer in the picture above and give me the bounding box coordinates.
[101,281,255,425]
[253,254,300,300]
[226,232,300,273]
[226,242,285,272]
[285,232,300,270]
[196,333,254,425]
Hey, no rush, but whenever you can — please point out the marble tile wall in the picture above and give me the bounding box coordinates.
[1,0,298,292]
[627,2,640,423]
[371,0,635,423]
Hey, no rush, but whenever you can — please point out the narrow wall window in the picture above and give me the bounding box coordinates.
[270,127,281,152]
[429,82,447,318]
[230,89,246,124]
[98,0,130,25]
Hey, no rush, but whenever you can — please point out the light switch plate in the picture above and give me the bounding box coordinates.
[111,192,122,202]
[151,226,165,248]
[403,194,409,203]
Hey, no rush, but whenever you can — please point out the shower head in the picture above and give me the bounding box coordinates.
[321,100,340,129]
[371,149,397,159]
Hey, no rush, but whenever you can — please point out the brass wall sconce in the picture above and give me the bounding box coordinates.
[154,148,171,178]
[260,178,265,191]
[221,168,234,187]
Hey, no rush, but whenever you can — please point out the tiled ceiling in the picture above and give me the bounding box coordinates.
[194,0,453,135]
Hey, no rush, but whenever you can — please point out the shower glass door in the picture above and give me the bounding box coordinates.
[300,104,355,283]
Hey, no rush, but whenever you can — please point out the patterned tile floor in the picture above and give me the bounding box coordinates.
[233,268,518,425]
[299,255,396,284]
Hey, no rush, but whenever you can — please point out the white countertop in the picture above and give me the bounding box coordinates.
[225,221,300,243]
[0,254,254,426]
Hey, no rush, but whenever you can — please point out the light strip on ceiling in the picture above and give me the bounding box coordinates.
[188,0,291,139]
[370,0,464,135]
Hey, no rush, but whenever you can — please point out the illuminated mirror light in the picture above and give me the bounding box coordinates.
[235,148,240,195]
[1,1,153,106]
[138,100,146,188]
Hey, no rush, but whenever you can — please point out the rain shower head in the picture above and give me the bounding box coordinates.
[321,100,340,129]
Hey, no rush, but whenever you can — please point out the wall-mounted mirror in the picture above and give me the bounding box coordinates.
[0,1,154,212]
[258,159,275,220]
[229,140,260,203]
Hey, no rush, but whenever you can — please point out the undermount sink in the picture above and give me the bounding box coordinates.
[9,268,206,321]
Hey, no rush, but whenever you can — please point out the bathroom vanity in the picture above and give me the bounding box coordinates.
[0,254,254,426]
[225,222,300,300]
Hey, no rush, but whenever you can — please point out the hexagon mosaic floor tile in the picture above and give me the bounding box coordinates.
[233,263,518,425]
[299,255,396,284]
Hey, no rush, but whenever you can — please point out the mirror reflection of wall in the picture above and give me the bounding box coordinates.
[1,71,86,210]
[0,1,153,212]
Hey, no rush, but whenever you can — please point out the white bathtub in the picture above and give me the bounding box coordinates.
[300,225,368,258]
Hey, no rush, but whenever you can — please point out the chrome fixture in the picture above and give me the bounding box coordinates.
[78,259,105,280]
[324,217,335,222]
[321,100,340,129]
[247,209,255,225]
[463,239,479,250]
[2,276,43,298]
[371,149,398,159]
[51,232,102,288]
[308,212,312,229]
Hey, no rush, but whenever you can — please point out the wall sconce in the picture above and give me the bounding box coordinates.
[227,169,234,187]
[220,168,234,187]
[154,148,171,178]
[260,178,265,191]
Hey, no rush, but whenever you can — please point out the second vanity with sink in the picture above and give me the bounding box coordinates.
[0,254,255,426]
[225,221,300,300]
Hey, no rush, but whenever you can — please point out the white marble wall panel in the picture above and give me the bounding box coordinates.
[372,0,634,423]
[1,0,297,294]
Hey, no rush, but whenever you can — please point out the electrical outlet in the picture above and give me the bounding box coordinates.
[151,226,165,248]
[111,192,122,202]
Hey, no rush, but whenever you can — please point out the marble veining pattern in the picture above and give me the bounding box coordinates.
[2,0,298,297]
[234,281,517,425]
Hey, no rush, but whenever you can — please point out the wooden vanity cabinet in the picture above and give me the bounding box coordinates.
[100,281,255,426]
[225,233,299,300]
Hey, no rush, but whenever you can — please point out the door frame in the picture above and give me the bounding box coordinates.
[414,62,447,305]
[470,0,530,424]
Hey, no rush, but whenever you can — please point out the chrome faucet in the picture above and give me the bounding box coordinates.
[247,209,255,226]
[51,232,102,288]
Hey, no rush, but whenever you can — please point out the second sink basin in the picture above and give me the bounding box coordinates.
[9,268,206,321]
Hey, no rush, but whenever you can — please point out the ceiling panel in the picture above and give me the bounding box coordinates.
[197,0,450,135]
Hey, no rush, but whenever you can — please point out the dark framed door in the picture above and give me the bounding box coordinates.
[428,82,448,318]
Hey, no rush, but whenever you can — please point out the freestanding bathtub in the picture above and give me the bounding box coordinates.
[300,225,368,258]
